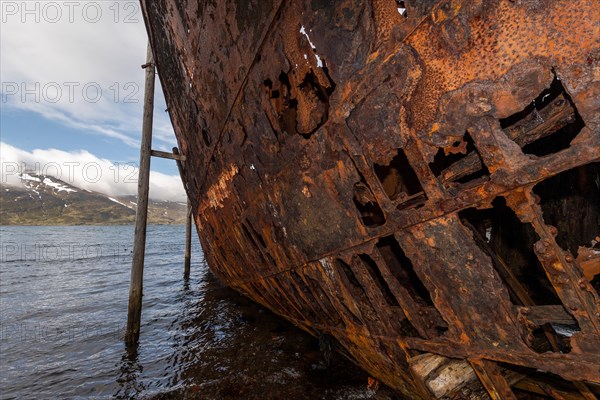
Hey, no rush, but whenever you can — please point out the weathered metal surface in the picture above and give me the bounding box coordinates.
[140,1,600,398]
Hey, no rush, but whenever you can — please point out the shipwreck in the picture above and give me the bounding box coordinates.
[139,1,600,398]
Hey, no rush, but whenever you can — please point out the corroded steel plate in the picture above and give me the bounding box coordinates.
[141,1,600,398]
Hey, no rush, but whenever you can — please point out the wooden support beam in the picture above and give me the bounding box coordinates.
[514,378,594,400]
[517,305,577,326]
[126,43,155,346]
[572,382,599,400]
[173,147,193,280]
[469,359,518,400]
[409,353,478,399]
[172,147,187,192]
[150,149,187,161]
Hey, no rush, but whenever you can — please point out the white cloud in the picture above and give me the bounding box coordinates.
[0,1,175,148]
[1,141,186,202]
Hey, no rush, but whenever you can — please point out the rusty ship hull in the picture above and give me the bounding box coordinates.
[140,1,600,398]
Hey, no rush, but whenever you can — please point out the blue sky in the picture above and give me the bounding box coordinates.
[2,108,137,162]
[1,107,176,174]
[0,1,185,200]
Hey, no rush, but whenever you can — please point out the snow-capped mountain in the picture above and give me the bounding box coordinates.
[1,173,188,225]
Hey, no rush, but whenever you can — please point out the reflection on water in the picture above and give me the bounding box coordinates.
[1,226,397,399]
[116,350,145,398]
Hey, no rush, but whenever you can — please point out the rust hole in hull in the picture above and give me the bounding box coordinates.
[459,197,562,306]
[500,76,585,157]
[374,149,427,209]
[533,162,600,256]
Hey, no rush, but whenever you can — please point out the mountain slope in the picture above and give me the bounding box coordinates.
[1,174,188,225]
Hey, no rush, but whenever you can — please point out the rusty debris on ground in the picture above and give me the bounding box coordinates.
[140,1,600,398]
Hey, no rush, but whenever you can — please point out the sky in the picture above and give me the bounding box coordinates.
[0,1,186,201]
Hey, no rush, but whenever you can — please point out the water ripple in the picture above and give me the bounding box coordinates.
[1,225,397,400]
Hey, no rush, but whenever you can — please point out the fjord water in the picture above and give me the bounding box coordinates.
[0,225,394,399]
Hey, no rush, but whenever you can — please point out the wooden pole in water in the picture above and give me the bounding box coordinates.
[126,43,155,346]
[173,146,192,279]
[184,200,192,279]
